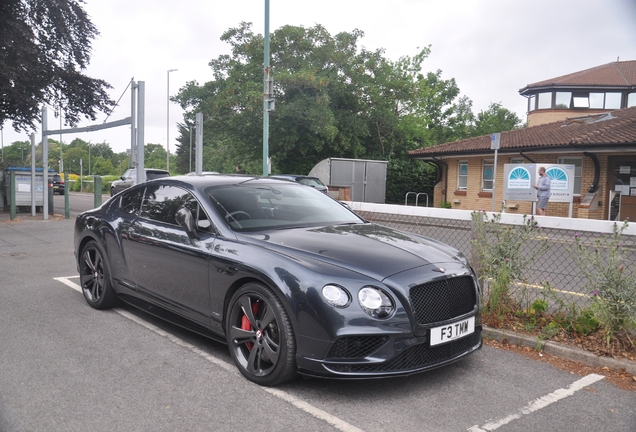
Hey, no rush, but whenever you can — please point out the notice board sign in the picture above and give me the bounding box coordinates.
[503,163,575,203]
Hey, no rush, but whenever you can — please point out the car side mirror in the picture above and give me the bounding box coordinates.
[120,176,126,181]
[175,206,197,239]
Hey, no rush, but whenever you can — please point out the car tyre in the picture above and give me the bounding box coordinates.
[110,187,115,196]
[226,282,296,386]
[79,240,118,309]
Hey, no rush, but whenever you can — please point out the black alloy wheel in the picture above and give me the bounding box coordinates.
[79,241,117,309]
[226,283,296,386]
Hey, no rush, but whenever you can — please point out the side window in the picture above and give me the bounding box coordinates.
[140,184,213,231]
[120,187,144,214]
[141,185,188,225]
[482,160,494,191]
[457,161,468,190]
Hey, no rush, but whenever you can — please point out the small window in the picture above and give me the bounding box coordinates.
[628,92,636,108]
[557,157,582,196]
[572,92,589,108]
[510,157,525,164]
[605,93,621,109]
[457,161,468,190]
[537,92,552,109]
[482,160,494,191]
[528,95,536,112]
[555,92,571,109]
[589,93,604,109]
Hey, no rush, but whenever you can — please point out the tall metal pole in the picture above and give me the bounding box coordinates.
[30,133,36,216]
[59,106,63,172]
[262,0,270,176]
[167,69,177,172]
[42,106,49,220]
[195,113,203,175]
[189,124,193,173]
[138,81,146,183]
[131,79,137,168]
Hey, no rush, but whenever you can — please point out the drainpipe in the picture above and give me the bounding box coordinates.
[583,152,600,193]
[431,156,448,204]
[520,152,535,163]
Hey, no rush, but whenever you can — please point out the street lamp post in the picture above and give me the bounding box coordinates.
[167,68,178,172]
[189,124,193,173]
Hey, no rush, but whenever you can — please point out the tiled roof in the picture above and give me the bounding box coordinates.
[519,60,636,93]
[409,106,636,158]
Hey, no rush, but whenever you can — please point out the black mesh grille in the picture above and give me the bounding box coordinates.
[409,276,477,325]
[327,336,390,359]
[327,329,481,373]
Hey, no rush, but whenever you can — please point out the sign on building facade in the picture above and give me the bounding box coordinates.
[503,164,575,203]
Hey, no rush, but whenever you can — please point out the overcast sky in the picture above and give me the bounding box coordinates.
[3,0,636,155]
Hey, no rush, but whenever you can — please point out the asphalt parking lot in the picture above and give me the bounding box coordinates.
[1,204,635,432]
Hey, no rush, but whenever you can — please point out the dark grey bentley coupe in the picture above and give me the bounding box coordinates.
[74,175,482,386]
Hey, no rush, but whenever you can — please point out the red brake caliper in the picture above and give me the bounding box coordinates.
[241,301,260,350]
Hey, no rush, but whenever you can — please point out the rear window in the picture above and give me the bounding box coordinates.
[146,171,170,180]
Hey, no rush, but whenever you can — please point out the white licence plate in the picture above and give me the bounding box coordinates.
[430,316,475,346]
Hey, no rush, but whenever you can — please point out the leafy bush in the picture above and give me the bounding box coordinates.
[470,211,549,318]
[568,221,636,346]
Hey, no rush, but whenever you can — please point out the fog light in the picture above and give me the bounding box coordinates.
[322,285,350,307]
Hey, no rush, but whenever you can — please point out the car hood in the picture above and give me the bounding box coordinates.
[242,223,467,281]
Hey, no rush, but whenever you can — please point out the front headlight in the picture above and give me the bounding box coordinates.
[322,285,351,307]
[358,286,394,319]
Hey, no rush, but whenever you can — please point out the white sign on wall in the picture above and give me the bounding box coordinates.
[502,163,575,203]
[543,164,575,203]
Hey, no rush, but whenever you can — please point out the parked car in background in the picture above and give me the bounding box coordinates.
[110,168,170,196]
[269,174,328,194]
[51,174,65,195]
[75,175,482,386]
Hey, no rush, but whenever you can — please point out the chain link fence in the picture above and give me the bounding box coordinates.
[350,203,636,313]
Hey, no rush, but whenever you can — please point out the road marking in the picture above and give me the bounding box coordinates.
[54,276,365,432]
[467,373,605,431]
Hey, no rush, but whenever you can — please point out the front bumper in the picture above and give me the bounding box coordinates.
[295,322,482,378]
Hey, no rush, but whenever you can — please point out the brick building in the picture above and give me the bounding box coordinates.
[409,106,636,220]
[409,60,636,221]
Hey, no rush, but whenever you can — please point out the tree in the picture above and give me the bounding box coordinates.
[173,23,514,202]
[1,140,31,167]
[144,144,168,170]
[0,0,113,132]
[471,103,523,137]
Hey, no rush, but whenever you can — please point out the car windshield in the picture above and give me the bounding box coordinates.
[205,183,363,232]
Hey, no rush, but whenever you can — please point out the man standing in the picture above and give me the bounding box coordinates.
[533,167,551,215]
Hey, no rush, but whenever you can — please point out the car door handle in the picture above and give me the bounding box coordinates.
[129,229,140,239]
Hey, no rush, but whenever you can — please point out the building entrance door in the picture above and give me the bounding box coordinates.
[608,157,636,221]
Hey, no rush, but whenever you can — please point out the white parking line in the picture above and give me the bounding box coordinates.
[54,276,365,432]
[467,373,605,431]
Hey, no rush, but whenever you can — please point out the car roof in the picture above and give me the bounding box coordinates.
[151,174,301,191]
[270,174,318,181]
